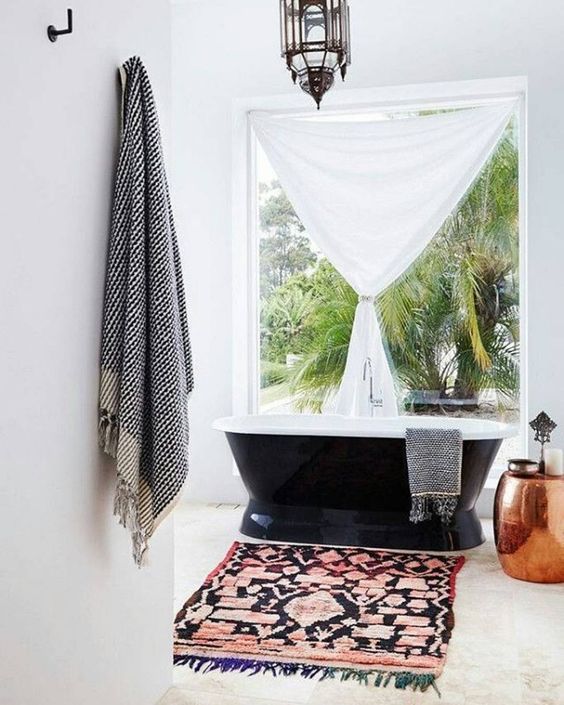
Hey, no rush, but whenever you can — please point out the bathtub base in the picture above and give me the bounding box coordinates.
[241,499,485,552]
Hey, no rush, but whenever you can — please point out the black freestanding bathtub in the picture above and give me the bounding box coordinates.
[213,414,517,552]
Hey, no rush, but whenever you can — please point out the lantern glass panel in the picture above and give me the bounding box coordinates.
[302,4,326,44]
[280,1,294,54]
[329,2,341,44]
[291,53,308,75]
[308,50,327,69]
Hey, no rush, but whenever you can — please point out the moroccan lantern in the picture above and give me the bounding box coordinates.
[280,0,351,109]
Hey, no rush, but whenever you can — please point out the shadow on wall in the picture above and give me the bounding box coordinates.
[90,449,117,563]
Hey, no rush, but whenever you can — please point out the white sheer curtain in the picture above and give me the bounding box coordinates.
[252,102,516,417]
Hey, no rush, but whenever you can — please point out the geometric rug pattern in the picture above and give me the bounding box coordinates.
[174,542,465,694]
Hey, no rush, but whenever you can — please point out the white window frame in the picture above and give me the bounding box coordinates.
[232,76,528,473]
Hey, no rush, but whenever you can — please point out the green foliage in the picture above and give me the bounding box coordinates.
[260,276,315,363]
[287,262,357,411]
[259,180,318,296]
[260,360,289,388]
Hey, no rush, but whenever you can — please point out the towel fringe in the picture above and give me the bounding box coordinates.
[114,476,148,567]
[410,495,458,525]
[173,655,440,696]
[98,409,119,458]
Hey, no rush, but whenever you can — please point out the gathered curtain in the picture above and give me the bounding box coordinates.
[251,102,516,417]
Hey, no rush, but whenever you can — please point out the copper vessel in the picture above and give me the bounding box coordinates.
[494,471,564,583]
[507,458,539,475]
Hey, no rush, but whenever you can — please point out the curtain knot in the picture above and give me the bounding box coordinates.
[359,295,375,304]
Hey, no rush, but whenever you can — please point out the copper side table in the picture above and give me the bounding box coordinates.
[494,471,564,583]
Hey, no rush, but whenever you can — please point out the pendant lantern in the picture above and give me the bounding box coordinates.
[280,1,351,109]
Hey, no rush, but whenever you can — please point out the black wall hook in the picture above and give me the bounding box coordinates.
[47,8,73,42]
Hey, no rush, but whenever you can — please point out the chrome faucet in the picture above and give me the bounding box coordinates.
[363,357,383,416]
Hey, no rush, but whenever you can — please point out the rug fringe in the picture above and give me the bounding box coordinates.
[173,655,440,696]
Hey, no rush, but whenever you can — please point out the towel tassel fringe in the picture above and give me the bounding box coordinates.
[98,409,119,458]
[410,494,458,525]
[114,476,148,567]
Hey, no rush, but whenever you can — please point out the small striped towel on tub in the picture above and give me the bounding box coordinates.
[405,428,463,525]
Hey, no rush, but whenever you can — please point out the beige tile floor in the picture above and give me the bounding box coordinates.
[160,503,564,705]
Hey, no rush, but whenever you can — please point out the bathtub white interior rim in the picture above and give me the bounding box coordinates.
[213,415,518,441]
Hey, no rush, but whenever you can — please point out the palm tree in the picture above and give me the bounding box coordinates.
[260,280,315,365]
[289,262,357,411]
[288,123,520,413]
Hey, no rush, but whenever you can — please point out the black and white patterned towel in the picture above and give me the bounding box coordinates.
[405,428,462,525]
[98,57,194,566]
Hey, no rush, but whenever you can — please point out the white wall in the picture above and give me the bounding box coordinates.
[172,0,564,505]
[1,2,174,704]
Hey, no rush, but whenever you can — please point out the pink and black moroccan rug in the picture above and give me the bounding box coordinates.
[174,542,465,695]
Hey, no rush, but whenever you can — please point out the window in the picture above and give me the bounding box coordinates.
[234,83,526,475]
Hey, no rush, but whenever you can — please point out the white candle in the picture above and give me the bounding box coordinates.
[544,448,564,476]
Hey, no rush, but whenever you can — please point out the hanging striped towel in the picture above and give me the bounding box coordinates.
[405,428,462,525]
[99,56,194,566]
